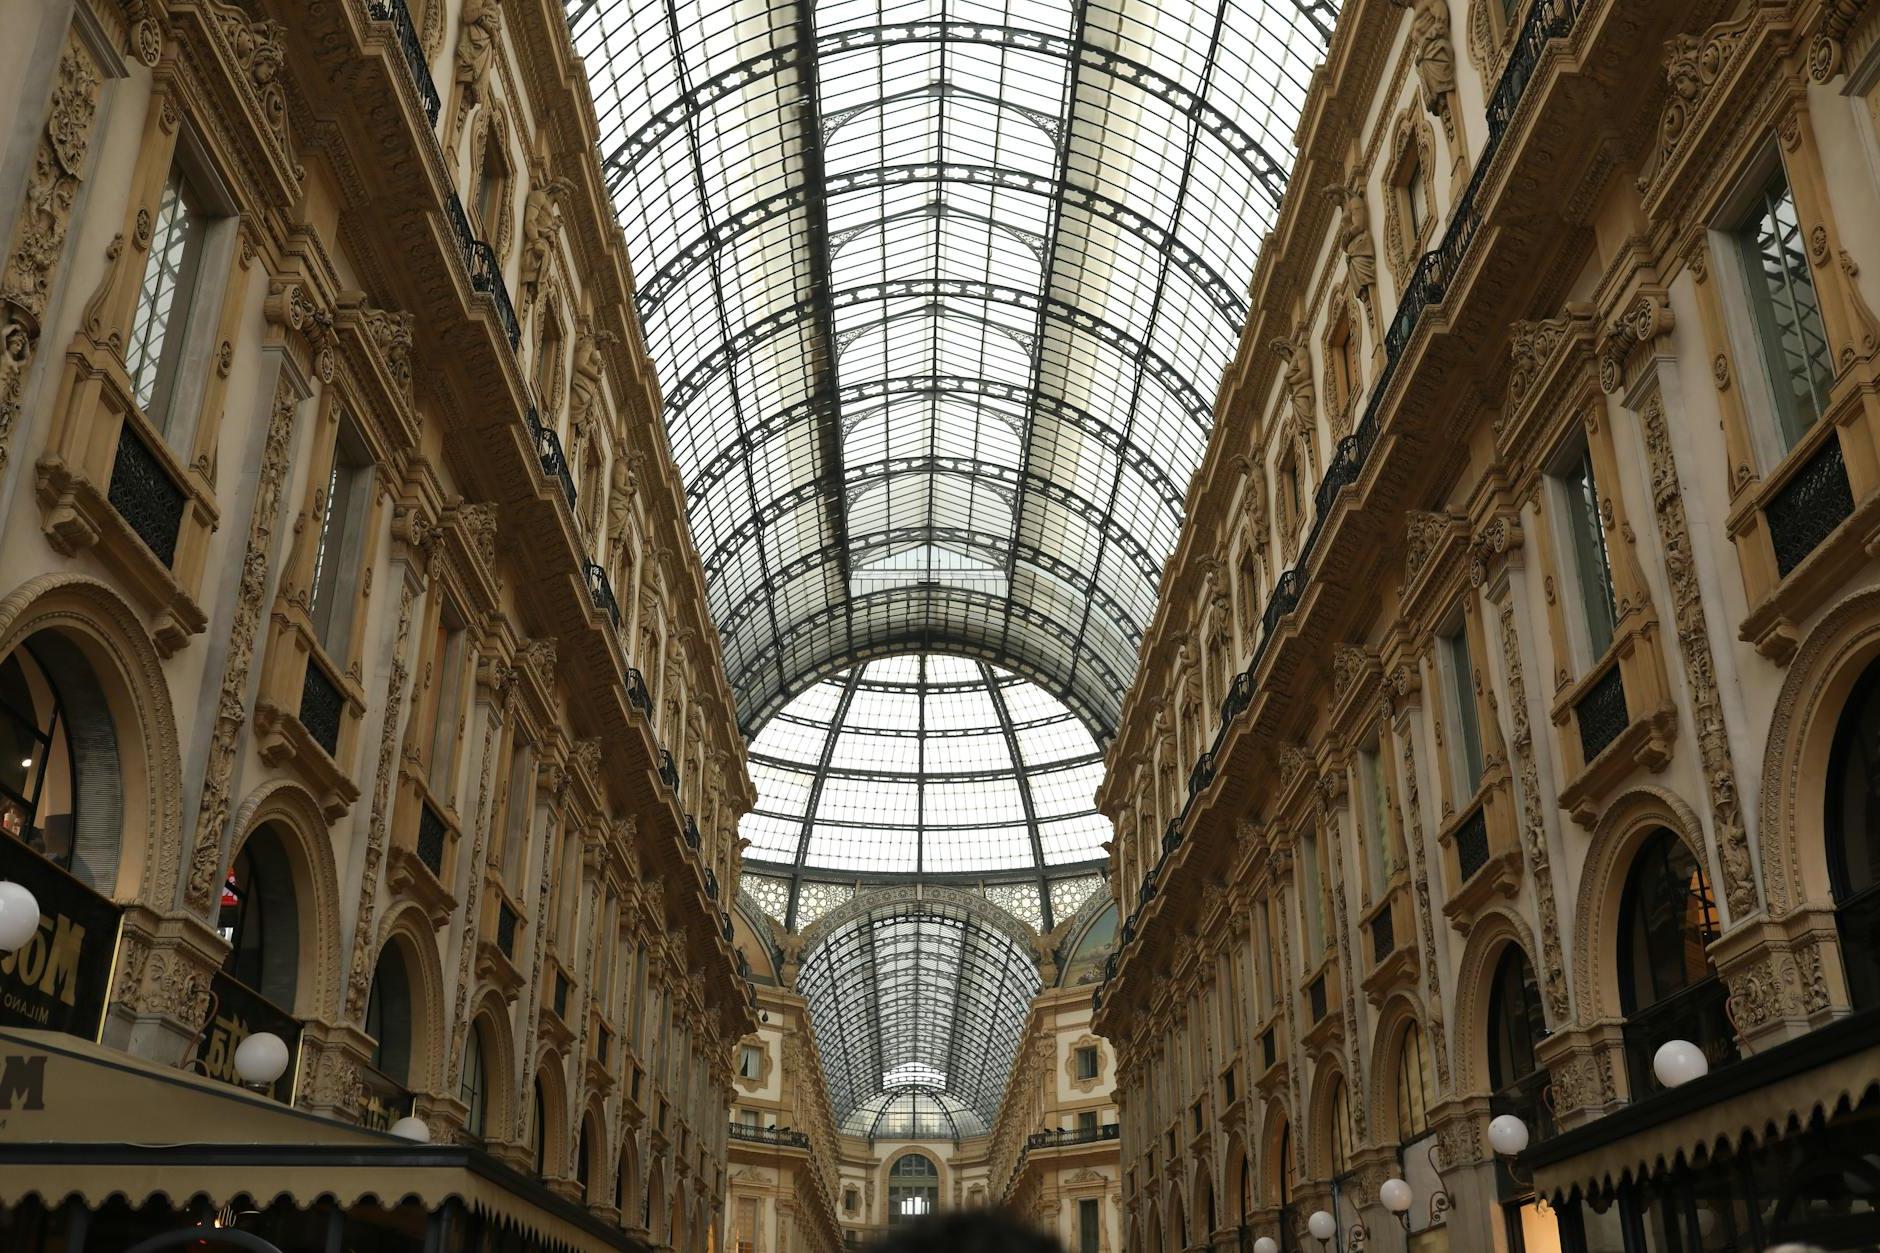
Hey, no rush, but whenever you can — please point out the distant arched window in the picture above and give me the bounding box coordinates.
[1328,1077,1354,1176]
[577,1115,594,1200]
[365,944,413,1086]
[1487,945,1546,1094]
[0,635,118,888]
[460,1022,489,1139]
[1827,660,1880,1008]
[1618,828,1737,1090]
[533,1077,548,1176]
[888,1153,939,1225]
[218,823,300,1010]
[1394,1021,1431,1142]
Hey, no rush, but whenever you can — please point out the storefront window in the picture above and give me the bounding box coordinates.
[0,648,76,871]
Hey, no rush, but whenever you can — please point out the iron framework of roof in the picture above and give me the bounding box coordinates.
[568,0,1338,741]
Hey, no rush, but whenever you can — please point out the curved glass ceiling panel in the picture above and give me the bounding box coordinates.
[797,893,1042,1129]
[743,653,1110,923]
[569,0,1338,737]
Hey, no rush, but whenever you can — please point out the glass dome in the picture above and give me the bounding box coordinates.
[739,652,1111,892]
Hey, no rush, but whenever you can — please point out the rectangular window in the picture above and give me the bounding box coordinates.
[309,417,375,658]
[500,739,532,883]
[739,1108,760,1128]
[1076,1110,1098,1135]
[1257,901,1277,1014]
[1222,1066,1237,1107]
[1080,1199,1101,1253]
[1405,157,1425,239]
[1734,168,1836,451]
[1075,1045,1099,1081]
[127,163,214,435]
[1359,744,1396,900]
[737,1196,759,1253]
[1556,446,1618,662]
[740,1045,762,1079]
[1442,627,1486,798]
[426,613,467,798]
[1299,823,1327,957]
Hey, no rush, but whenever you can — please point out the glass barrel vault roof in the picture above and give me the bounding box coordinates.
[568,0,1339,740]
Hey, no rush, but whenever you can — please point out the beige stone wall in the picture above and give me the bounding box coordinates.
[1093,0,1880,1250]
[0,0,754,1243]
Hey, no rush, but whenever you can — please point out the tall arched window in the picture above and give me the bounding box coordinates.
[1394,1021,1432,1142]
[0,646,76,872]
[577,1116,593,1200]
[1826,661,1880,1008]
[533,1077,548,1176]
[218,824,300,1010]
[460,1022,489,1140]
[888,1154,939,1225]
[1486,946,1545,1095]
[1328,1077,1354,1177]
[365,945,414,1086]
[1618,828,1737,1092]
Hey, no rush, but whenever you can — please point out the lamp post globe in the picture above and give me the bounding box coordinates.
[1652,1039,1709,1088]
[1487,1113,1531,1157]
[232,1032,290,1086]
[0,881,40,952]
[1307,1210,1336,1242]
[1379,1178,1413,1215]
[390,1116,431,1142]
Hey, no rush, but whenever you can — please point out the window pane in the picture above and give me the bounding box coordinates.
[1737,170,1835,449]
[1560,448,1617,661]
[1445,629,1485,796]
[127,166,211,434]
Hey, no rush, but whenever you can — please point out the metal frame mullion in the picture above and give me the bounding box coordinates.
[784,667,863,931]
[996,0,1093,652]
[651,0,790,699]
[982,662,1055,932]
[795,0,857,642]
[1062,0,1231,705]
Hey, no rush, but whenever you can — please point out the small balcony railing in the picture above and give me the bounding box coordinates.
[1368,898,1395,969]
[1767,435,1855,577]
[1574,662,1629,764]
[728,1123,811,1148]
[1024,1124,1119,1150]
[585,560,620,626]
[626,667,653,716]
[108,425,186,568]
[495,896,519,959]
[658,749,679,792]
[366,0,441,126]
[415,800,448,878]
[1454,802,1491,884]
[525,406,579,511]
[682,815,702,850]
[299,654,346,758]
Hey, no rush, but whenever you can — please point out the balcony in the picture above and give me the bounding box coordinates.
[728,1123,811,1149]
[364,0,439,124]
[1359,879,1417,1005]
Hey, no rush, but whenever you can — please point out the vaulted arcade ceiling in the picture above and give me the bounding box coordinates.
[569,0,1337,741]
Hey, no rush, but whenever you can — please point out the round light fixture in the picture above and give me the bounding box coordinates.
[1652,1039,1709,1088]
[1253,1239,1279,1253]
[1379,1177,1413,1215]
[390,1116,431,1142]
[232,1032,290,1086]
[1307,1210,1336,1242]
[0,881,40,952]
[1487,1113,1531,1157]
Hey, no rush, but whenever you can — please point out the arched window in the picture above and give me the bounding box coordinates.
[1826,661,1880,1008]
[577,1116,593,1200]
[1329,1077,1354,1177]
[460,1022,489,1140]
[1486,946,1546,1094]
[888,1153,939,1225]
[533,1076,548,1176]
[1394,1021,1432,1142]
[218,824,300,1010]
[365,944,413,1086]
[1618,828,1737,1091]
[0,643,82,877]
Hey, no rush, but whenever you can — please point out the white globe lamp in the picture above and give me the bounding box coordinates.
[1488,1113,1531,1157]
[1307,1210,1336,1242]
[1379,1177,1413,1215]
[390,1115,431,1142]
[232,1032,290,1087]
[1653,1039,1709,1088]
[1253,1239,1279,1253]
[0,881,40,952]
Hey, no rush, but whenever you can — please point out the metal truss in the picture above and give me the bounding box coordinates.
[661,277,1215,429]
[635,162,1248,326]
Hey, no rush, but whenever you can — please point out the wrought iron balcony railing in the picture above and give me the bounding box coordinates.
[108,425,186,568]
[416,800,448,878]
[585,560,620,627]
[299,655,346,758]
[728,1123,811,1148]
[1575,663,1629,764]
[366,0,441,126]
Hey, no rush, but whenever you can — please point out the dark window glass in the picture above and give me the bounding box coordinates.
[1487,947,1546,1092]
[0,648,75,870]
[1827,660,1880,1008]
[1619,829,1720,1012]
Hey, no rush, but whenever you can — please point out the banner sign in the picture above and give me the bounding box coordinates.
[0,836,122,1040]
[195,969,303,1103]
